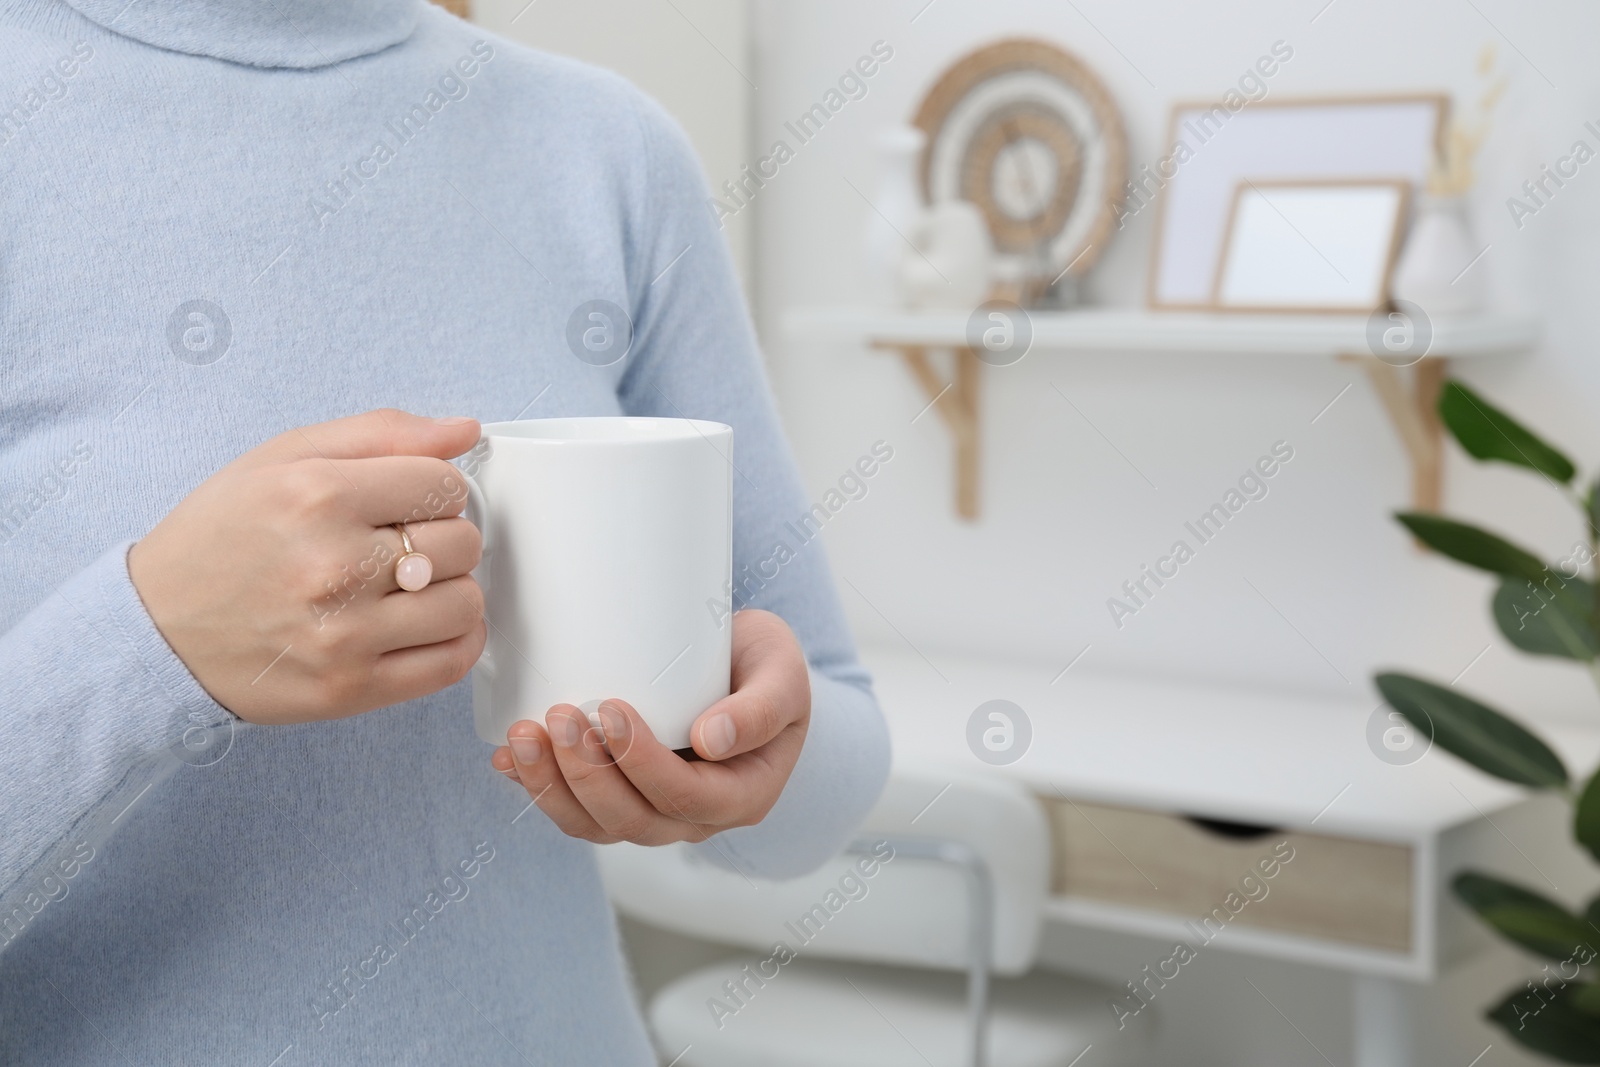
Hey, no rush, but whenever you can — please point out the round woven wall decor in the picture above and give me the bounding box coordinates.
[912,39,1127,291]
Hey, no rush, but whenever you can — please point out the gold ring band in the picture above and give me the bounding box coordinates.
[392,522,434,592]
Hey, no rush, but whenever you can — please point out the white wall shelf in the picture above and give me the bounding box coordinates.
[783,307,1542,519]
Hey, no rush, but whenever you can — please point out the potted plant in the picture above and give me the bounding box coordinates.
[1378,379,1600,1062]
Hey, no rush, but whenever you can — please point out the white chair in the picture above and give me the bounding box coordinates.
[598,770,1151,1067]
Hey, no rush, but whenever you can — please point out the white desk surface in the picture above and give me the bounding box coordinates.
[783,306,1540,359]
[860,644,1600,844]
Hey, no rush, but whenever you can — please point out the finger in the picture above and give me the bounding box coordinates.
[241,409,480,467]
[500,717,618,843]
[346,517,481,597]
[488,747,521,783]
[545,704,685,845]
[601,698,797,828]
[315,455,473,527]
[690,622,810,761]
[367,621,486,707]
[369,576,485,652]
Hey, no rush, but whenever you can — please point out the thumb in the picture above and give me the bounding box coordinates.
[241,408,481,467]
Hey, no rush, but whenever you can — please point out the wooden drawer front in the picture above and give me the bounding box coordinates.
[1044,798,1412,952]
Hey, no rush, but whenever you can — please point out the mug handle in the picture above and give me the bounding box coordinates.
[458,469,495,682]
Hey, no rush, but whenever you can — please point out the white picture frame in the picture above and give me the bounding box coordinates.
[1212,179,1410,313]
[1146,95,1445,310]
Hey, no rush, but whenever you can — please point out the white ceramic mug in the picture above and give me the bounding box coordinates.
[460,417,733,750]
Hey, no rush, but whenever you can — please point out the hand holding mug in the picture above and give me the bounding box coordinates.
[129,409,487,724]
[490,609,811,845]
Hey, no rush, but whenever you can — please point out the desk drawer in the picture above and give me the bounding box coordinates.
[1043,797,1412,952]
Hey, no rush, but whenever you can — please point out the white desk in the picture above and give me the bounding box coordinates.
[861,644,1597,1067]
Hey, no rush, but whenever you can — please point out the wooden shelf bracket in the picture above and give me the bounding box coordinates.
[815,310,1535,523]
[1338,354,1448,513]
[875,346,1451,520]
[874,341,982,520]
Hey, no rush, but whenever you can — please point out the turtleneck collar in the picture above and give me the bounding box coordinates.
[60,0,422,69]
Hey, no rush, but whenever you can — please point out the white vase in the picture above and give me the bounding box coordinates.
[1391,195,1485,316]
[864,125,926,308]
[899,200,994,310]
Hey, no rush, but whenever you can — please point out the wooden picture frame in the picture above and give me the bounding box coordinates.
[1145,94,1447,311]
[1210,177,1411,314]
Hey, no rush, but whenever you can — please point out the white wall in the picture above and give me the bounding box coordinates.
[472,0,754,289]
[751,4,1600,1063]
[753,0,1600,730]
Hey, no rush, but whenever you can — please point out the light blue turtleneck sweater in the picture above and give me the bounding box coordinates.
[0,1,890,1062]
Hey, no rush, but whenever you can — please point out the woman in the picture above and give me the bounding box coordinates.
[0,0,890,1062]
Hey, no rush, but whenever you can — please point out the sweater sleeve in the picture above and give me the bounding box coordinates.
[0,540,238,944]
[613,92,891,880]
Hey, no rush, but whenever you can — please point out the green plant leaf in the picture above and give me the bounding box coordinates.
[1587,479,1600,543]
[1456,873,1592,960]
[1577,771,1600,865]
[1439,380,1576,484]
[1494,574,1600,661]
[1400,513,1596,630]
[1488,982,1600,1062]
[1397,512,1552,584]
[1375,673,1568,788]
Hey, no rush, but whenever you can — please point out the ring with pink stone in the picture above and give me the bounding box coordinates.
[391,522,433,592]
